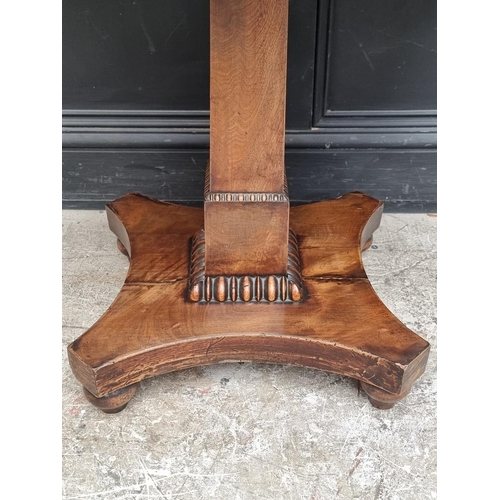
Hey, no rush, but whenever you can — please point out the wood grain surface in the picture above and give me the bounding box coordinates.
[68,193,430,407]
[204,200,289,275]
[204,0,291,276]
[209,0,289,192]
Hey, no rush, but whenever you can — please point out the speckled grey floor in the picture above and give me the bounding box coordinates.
[62,209,437,500]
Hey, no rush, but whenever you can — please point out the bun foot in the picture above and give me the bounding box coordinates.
[83,384,138,414]
[360,382,411,409]
[117,239,129,257]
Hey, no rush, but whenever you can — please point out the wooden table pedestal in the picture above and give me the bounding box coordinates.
[67,0,429,412]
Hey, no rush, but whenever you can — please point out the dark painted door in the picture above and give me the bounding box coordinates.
[63,0,436,212]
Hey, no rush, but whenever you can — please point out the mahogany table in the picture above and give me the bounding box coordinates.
[67,0,429,413]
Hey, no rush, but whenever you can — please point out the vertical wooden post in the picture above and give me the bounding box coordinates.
[204,0,290,276]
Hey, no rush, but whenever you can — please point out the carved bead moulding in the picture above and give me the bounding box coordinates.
[188,229,304,303]
[204,163,289,202]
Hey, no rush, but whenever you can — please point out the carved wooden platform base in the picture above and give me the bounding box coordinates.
[67,192,430,412]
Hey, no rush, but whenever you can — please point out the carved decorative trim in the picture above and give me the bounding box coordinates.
[205,192,288,202]
[188,230,305,303]
[204,162,289,202]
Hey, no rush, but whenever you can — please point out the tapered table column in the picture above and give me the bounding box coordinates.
[205,0,290,277]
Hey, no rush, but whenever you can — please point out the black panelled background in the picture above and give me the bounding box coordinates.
[62,0,437,212]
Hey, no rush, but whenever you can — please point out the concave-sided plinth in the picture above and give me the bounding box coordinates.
[67,192,430,412]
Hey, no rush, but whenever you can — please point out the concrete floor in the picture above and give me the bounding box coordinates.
[62,209,437,500]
